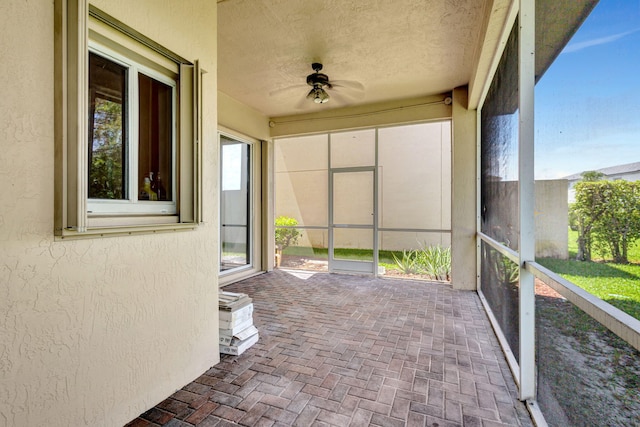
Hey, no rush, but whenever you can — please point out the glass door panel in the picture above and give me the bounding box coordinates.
[220,136,251,272]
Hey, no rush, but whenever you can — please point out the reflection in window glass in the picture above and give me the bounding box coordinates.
[88,52,126,200]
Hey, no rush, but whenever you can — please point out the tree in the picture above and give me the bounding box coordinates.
[580,170,605,182]
[571,171,609,261]
[591,181,640,263]
[573,181,605,261]
[573,180,640,263]
[89,98,124,199]
[275,216,301,254]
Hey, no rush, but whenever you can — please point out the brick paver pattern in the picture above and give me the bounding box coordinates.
[126,270,533,426]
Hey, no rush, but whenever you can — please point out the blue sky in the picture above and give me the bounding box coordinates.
[535,0,640,179]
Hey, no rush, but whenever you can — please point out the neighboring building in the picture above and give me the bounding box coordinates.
[565,161,640,202]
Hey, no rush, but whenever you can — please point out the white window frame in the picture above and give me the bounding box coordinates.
[87,42,178,216]
[54,1,202,238]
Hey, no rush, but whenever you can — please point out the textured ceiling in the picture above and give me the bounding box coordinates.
[218,0,489,118]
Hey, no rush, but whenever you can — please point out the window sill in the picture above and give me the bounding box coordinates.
[56,222,198,240]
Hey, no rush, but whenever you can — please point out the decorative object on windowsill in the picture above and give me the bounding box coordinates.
[140,172,168,201]
[219,291,259,356]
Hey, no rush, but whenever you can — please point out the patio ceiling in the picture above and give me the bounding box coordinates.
[217,0,493,118]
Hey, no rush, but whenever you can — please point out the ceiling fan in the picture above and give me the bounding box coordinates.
[304,63,363,105]
[271,63,364,108]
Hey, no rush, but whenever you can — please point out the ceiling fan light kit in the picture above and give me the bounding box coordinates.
[306,63,332,104]
[309,86,330,103]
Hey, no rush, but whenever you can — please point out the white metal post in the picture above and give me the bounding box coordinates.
[518,0,536,401]
[328,134,334,272]
[373,128,379,276]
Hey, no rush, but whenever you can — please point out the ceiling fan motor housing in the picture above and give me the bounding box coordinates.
[306,63,332,103]
[307,72,330,87]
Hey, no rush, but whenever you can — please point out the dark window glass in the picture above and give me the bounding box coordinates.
[138,73,172,201]
[88,52,127,199]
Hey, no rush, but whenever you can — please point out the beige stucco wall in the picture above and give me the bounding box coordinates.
[218,91,271,141]
[0,1,218,426]
[487,180,569,259]
[535,179,569,259]
[451,86,478,290]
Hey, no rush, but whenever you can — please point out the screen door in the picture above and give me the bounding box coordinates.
[329,167,377,274]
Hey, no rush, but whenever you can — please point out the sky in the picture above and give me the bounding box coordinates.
[535,0,640,179]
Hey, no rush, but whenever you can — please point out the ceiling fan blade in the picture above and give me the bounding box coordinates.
[329,79,365,92]
[294,93,312,110]
[268,84,308,97]
[329,91,356,107]
[326,86,365,101]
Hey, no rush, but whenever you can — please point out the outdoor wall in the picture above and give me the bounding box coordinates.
[484,180,569,259]
[535,179,569,259]
[0,2,218,426]
[451,86,478,290]
[218,91,271,141]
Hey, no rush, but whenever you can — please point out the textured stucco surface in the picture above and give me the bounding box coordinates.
[0,1,218,426]
[218,0,489,117]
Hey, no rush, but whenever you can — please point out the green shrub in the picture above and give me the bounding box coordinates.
[275,216,301,253]
[392,250,420,274]
[392,244,451,281]
[416,245,451,281]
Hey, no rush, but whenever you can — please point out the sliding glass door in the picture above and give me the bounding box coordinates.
[220,135,251,273]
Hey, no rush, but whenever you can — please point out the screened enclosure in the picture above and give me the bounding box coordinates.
[275,121,451,280]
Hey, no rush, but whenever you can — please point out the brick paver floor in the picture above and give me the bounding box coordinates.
[126,269,533,426]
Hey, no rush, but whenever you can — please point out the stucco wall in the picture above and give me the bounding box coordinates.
[485,180,569,259]
[0,1,218,426]
[218,91,271,141]
[451,86,478,290]
[535,179,569,259]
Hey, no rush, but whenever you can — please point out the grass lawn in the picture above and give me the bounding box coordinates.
[282,246,400,267]
[537,229,640,321]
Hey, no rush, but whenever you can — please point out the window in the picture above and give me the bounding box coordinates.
[55,2,202,237]
[88,47,176,215]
